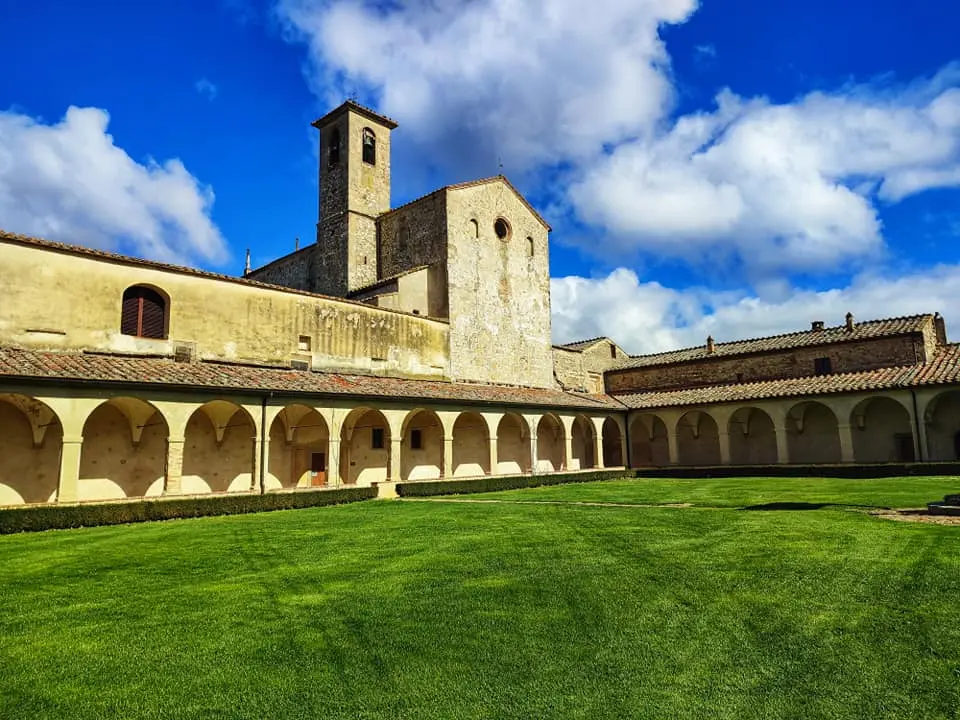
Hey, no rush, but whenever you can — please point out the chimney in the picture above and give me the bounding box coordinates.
[244,249,251,276]
[845,312,854,332]
[295,236,300,251]
[811,320,825,331]
[934,312,947,345]
[706,335,715,354]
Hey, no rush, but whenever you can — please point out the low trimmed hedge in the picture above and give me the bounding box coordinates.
[397,470,629,497]
[634,462,960,480]
[0,486,377,534]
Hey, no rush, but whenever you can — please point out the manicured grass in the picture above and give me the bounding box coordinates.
[1,478,959,719]
[470,475,960,509]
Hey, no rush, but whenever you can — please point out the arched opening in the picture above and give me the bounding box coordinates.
[536,414,565,472]
[629,414,669,467]
[121,285,169,339]
[570,415,595,470]
[182,401,256,494]
[0,394,62,506]
[267,405,330,490]
[602,417,624,467]
[925,390,960,461]
[452,412,490,477]
[851,397,914,463]
[469,218,479,239]
[362,127,376,165]
[80,397,168,501]
[496,413,530,475]
[786,401,841,464]
[328,127,341,166]
[401,409,443,481]
[728,407,777,465]
[677,411,721,466]
[340,407,391,486]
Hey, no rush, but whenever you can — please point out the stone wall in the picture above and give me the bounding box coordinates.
[445,181,554,389]
[377,191,448,279]
[553,347,586,391]
[607,335,927,393]
[0,239,450,380]
[246,246,316,292]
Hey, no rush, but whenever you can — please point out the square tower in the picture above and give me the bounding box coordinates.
[311,101,397,296]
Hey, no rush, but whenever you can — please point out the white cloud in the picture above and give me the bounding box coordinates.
[570,69,960,273]
[0,106,228,265]
[552,265,960,354]
[277,0,698,175]
[195,78,218,101]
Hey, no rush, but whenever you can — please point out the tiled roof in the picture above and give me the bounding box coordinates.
[0,347,624,411]
[0,230,443,322]
[612,314,934,370]
[311,99,399,130]
[561,337,613,352]
[347,265,431,296]
[615,344,960,410]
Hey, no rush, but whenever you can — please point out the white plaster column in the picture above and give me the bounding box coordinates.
[327,437,342,487]
[389,436,402,482]
[618,416,628,469]
[164,436,185,495]
[774,430,790,465]
[443,435,454,478]
[718,430,731,466]
[666,427,679,466]
[529,431,538,475]
[837,423,855,464]
[590,417,607,469]
[252,435,269,493]
[57,436,84,504]
[488,434,499,475]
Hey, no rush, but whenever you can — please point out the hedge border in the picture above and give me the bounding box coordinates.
[634,463,960,480]
[0,486,377,534]
[396,470,630,497]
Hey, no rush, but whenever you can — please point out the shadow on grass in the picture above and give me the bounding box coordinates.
[741,502,889,512]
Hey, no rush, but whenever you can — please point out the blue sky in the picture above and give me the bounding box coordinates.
[1,0,959,352]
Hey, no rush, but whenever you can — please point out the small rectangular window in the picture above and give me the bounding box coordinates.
[814,357,832,376]
[298,335,311,352]
[372,427,385,449]
[609,343,617,359]
[411,429,423,450]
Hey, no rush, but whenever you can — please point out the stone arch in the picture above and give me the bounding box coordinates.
[267,405,330,490]
[924,390,960,461]
[851,396,914,463]
[452,412,490,477]
[401,408,444,481]
[80,397,169,501]
[340,407,391,486]
[182,401,256,494]
[677,411,721,466]
[536,414,565,472]
[630,414,669,467]
[570,415,595,470]
[728,407,777,465]
[0,394,63,506]
[497,413,530,475]
[786,401,841,464]
[602,417,624,467]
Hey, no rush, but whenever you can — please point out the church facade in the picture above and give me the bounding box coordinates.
[1,100,959,508]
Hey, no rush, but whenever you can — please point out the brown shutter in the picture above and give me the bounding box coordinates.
[139,288,166,339]
[121,290,140,335]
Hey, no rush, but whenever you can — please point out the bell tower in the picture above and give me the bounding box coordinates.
[311,100,397,296]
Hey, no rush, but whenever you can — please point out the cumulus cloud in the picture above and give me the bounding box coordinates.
[552,265,960,354]
[277,0,697,175]
[0,106,228,265]
[570,70,960,273]
[195,78,218,101]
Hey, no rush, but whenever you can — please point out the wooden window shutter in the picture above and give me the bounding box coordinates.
[121,292,140,335]
[120,286,167,339]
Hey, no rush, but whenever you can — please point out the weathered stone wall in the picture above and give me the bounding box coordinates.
[247,246,316,291]
[553,347,586,391]
[0,240,450,379]
[607,335,926,393]
[445,181,554,389]
[377,192,447,279]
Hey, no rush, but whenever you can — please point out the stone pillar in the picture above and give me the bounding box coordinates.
[165,437,185,495]
[252,435,269,493]
[328,437,342,486]
[488,434,498,475]
[619,420,628,469]
[718,430,731,466]
[529,432,538,475]
[916,421,929,463]
[666,429,679,466]
[443,435,454,478]
[838,423,855,464]
[594,430,605,469]
[389,437,402,482]
[57,436,83,504]
[564,432,575,472]
[774,430,790,465]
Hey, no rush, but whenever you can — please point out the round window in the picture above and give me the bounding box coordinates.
[494,218,511,240]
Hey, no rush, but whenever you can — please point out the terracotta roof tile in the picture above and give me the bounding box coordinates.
[311,99,399,130]
[612,314,934,370]
[0,347,624,411]
[615,344,960,410]
[561,337,614,352]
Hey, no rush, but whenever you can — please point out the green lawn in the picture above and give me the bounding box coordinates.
[1,477,958,719]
